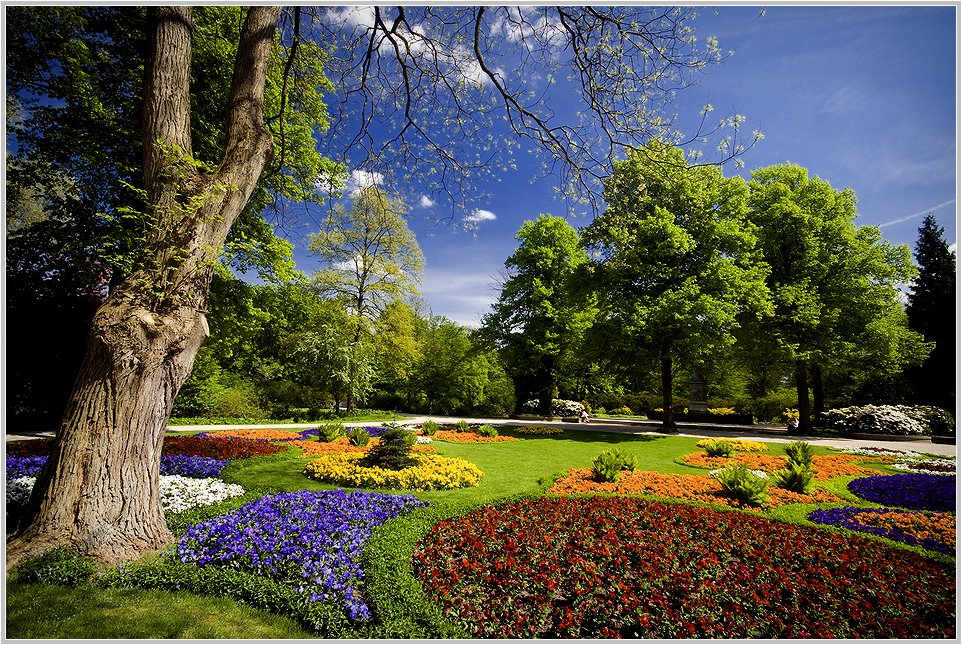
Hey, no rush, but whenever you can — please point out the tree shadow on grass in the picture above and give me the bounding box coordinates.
[500,425,672,445]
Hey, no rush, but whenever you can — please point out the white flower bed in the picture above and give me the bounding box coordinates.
[822,405,929,436]
[521,398,585,416]
[7,475,245,513]
[835,447,956,476]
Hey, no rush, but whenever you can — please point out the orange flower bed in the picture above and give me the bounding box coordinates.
[546,468,841,509]
[680,452,890,481]
[290,438,438,457]
[433,431,519,443]
[852,510,956,548]
[204,429,303,441]
[681,452,787,471]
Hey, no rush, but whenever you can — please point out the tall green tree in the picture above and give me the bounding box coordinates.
[6,4,750,568]
[906,214,956,410]
[746,163,926,431]
[583,140,771,431]
[308,185,423,411]
[482,214,596,414]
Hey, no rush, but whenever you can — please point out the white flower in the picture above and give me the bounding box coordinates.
[6,475,245,514]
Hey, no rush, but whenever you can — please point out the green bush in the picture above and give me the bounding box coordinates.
[783,441,814,467]
[420,420,440,436]
[702,439,733,458]
[209,380,267,420]
[591,448,637,483]
[317,422,346,443]
[714,464,770,507]
[347,427,371,447]
[359,427,417,471]
[476,424,498,438]
[453,420,471,433]
[771,461,814,494]
[734,389,799,424]
[12,546,96,587]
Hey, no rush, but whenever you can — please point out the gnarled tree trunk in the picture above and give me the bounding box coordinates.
[7,5,282,569]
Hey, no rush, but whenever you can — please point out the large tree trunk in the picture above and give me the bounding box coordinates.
[660,350,677,432]
[811,363,824,419]
[7,6,281,569]
[795,360,811,434]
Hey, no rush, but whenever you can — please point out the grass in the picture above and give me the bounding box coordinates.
[6,581,317,639]
[5,427,951,639]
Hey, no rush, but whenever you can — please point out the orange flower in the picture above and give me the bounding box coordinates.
[546,468,842,509]
[204,429,303,441]
[680,452,890,481]
[289,437,438,457]
[852,510,956,547]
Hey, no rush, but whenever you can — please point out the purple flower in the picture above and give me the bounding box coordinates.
[160,455,229,479]
[6,455,47,479]
[177,489,427,621]
[809,506,953,554]
[848,473,955,512]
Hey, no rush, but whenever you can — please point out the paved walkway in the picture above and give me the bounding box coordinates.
[8,415,955,456]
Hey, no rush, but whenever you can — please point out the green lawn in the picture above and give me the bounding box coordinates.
[4,428,938,639]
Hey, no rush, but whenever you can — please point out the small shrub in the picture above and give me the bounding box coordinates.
[594,406,607,415]
[771,461,814,494]
[515,425,564,436]
[714,464,770,507]
[696,438,768,453]
[702,439,733,458]
[420,420,440,436]
[360,427,417,471]
[615,406,634,416]
[13,546,96,587]
[476,425,498,438]
[784,441,814,467]
[453,420,471,433]
[347,427,371,447]
[591,448,637,483]
[317,422,347,442]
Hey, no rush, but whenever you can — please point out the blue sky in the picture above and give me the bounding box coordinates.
[290,4,958,327]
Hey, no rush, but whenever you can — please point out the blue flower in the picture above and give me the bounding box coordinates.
[848,473,955,512]
[177,489,427,621]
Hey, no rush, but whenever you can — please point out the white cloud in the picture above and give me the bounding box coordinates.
[465,208,497,224]
[421,266,499,327]
[949,243,957,254]
[345,169,384,196]
[418,195,436,208]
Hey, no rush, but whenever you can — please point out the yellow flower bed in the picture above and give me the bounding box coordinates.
[303,452,483,490]
[696,438,769,453]
[434,430,519,443]
[514,425,564,436]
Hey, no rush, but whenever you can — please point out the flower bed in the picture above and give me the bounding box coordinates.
[303,453,483,490]
[546,468,840,509]
[695,438,768,452]
[200,428,304,442]
[433,430,518,443]
[809,507,955,554]
[412,496,954,639]
[178,489,426,621]
[848,474,955,512]
[680,452,889,480]
[160,455,230,479]
[6,455,47,478]
[162,435,287,460]
[514,425,565,436]
[7,475,244,513]
[6,439,53,457]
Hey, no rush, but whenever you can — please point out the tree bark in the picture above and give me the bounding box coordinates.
[660,350,677,432]
[7,5,281,569]
[795,360,811,434]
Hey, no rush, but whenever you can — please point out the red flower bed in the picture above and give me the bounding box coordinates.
[412,497,955,639]
[162,435,287,460]
[6,439,53,457]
